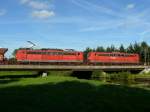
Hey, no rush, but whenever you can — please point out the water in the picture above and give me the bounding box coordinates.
[93,77,150,87]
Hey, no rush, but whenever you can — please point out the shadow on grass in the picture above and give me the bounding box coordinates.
[0,81,150,112]
[0,79,20,84]
[71,71,92,79]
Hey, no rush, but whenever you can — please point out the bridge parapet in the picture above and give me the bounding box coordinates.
[0,65,148,71]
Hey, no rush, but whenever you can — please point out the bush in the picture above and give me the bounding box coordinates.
[91,70,106,79]
[108,72,134,80]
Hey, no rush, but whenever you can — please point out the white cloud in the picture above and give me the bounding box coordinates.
[20,0,49,9]
[71,0,123,18]
[126,4,135,10]
[31,10,55,19]
[0,9,6,16]
[139,29,150,36]
[28,1,48,9]
[20,0,31,4]
[20,0,55,19]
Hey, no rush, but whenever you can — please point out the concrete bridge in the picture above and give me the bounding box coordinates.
[0,65,148,72]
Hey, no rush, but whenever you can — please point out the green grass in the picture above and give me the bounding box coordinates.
[0,70,73,77]
[0,71,38,76]
[1,76,150,112]
[92,71,150,80]
[134,73,150,78]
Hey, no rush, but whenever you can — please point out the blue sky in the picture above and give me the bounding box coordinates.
[0,0,150,56]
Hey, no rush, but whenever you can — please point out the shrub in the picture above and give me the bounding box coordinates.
[91,70,106,79]
[108,72,134,80]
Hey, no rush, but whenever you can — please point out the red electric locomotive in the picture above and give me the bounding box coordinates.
[16,48,83,64]
[87,52,140,65]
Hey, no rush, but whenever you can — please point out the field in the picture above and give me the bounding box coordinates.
[1,71,150,112]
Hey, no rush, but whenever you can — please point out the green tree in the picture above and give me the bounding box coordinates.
[119,44,125,52]
[106,47,111,52]
[133,42,141,53]
[96,46,105,52]
[110,45,116,52]
[127,44,134,53]
[140,41,149,64]
[84,47,93,62]
[148,47,150,65]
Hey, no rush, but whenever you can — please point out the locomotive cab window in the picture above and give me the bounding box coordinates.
[118,54,121,57]
[121,54,125,57]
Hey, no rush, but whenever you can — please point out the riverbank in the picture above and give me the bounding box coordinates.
[0,75,150,112]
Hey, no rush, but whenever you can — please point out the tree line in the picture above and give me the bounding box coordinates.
[84,41,150,65]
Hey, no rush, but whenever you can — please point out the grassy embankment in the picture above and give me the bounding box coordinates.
[0,71,38,76]
[91,70,150,80]
[1,70,150,78]
[1,71,150,112]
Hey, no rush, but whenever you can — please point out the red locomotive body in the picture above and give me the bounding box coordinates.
[88,52,140,64]
[16,48,83,64]
[0,48,8,64]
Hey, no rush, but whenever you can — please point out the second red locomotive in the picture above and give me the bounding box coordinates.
[88,52,139,64]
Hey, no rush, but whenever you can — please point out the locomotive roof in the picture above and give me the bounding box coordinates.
[18,48,81,52]
[0,48,8,54]
[18,48,64,51]
[93,52,138,55]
